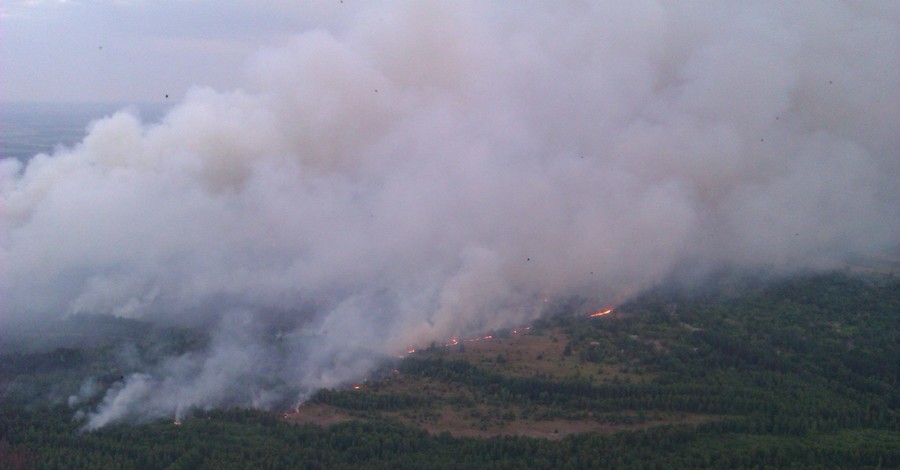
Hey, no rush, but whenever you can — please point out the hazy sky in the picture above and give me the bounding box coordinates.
[1,0,354,103]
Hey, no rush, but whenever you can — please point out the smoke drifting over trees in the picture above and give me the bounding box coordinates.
[2,2,898,428]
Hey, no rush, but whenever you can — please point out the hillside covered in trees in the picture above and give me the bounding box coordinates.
[2,271,898,469]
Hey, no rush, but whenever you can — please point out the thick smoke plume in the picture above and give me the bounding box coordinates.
[2,2,898,428]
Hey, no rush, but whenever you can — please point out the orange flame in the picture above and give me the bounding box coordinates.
[589,308,613,317]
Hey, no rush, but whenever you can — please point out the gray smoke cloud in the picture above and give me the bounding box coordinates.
[2,1,898,428]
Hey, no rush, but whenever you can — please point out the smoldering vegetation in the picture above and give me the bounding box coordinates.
[1,1,898,428]
[0,316,207,414]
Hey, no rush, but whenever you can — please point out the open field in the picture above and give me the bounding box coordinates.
[285,323,715,439]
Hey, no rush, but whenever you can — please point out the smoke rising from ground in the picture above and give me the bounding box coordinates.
[2,1,898,428]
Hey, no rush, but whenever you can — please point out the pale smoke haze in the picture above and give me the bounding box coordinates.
[1,1,898,428]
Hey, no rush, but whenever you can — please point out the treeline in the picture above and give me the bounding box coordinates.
[2,402,897,469]
[399,355,894,435]
[400,356,766,416]
[309,389,429,411]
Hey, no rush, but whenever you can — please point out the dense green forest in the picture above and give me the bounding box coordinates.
[2,271,898,469]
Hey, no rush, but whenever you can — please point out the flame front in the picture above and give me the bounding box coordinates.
[589,308,613,317]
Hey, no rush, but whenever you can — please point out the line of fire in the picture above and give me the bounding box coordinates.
[280,306,615,421]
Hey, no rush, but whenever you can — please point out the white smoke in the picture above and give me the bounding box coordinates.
[2,1,898,428]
